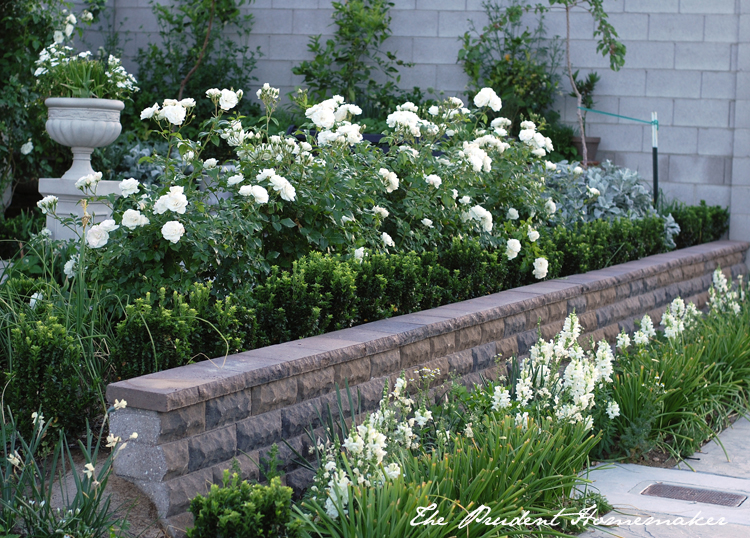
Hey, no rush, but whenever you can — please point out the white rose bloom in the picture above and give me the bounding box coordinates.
[545,199,557,214]
[527,227,540,242]
[446,129,455,137]
[506,238,522,260]
[459,195,470,205]
[428,105,439,116]
[54,30,64,43]
[37,195,58,214]
[533,257,549,279]
[119,178,140,196]
[99,219,119,233]
[378,168,399,192]
[372,205,389,218]
[63,256,77,279]
[507,208,519,220]
[81,10,93,21]
[75,172,102,191]
[206,88,221,98]
[545,161,557,171]
[306,103,336,129]
[382,232,395,248]
[588,186,600,196]
[519,129,535,143]
[467,205,493,232]
[159,104,186,125]
[121,209,150,229]
[449,96,464,107]
[354,247,365,261]
[473,87,502,111]
[20,140,33,155]
[239,185,269,203]
[179,98,196,108]
[532,148,546,157]
[154,186,188,214]
[161,221,185,243]
[227,173,244,186]
[421,218,434,228]
[451,189,458,199]
[269,174,296,201]
[520,120,536,130]
[219,88,240,110]
[86,225,109,249]
[140,103,159,120]
[573,166,584,175]
[491,117,512,129]
[203,158,217,169]
[162,99,179,107]
[425,174,442,188]
[317,129,341,146]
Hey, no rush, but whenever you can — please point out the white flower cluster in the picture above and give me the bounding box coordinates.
[75,171,102,192]
[105,54,139,93]
[385,104,437,137]
[140,97,196,126]
[518,121,554,157]
[494,313,619,428]
[633,314,657,346]
[473,87,502,111]
[660,297,701,340]
[462,204,493,233]
[206,88,244,111]
[37,195,58,215]
[256,168,296,201]
[708,267,744,315]
[378,168,399,193]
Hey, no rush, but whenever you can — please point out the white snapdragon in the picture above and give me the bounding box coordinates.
[708,267,743,315]
[29,292,42,310]
[616,332,631,350]
[505,238,521,260]
[606,401,620,419]
[492,386,511,411]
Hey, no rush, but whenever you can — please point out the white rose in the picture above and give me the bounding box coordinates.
[527,227,540,242]
[428,105,439,116]
[140,103,159,120]
[219,89,239,110]
[179,98,196,108]
[162,99,179,107]
[421,218,433,228]
[373,205,389,218]
[507,208,519,220]
[239,185,269,203]
[473,87,501,111]
[203,158,217,169]
[459,195,470,205]
[545,199,557,215]
[382,232,395,248]
[545,161,557,171]
[425,174,442,188]
[20,141,33,155]
[206,88,221,99]
[54,31,64,43]
[227,173,244,186]
[119,178,140,196]
[63,256,77,279]
[160,104,186,126]
[505,238,521,260]
[354,247,365,261]
[121,209,149,230]
[99,219,119,233]
[37,195,58,214]
[161,221,185,243]
[533,257,549,279]
[86,225,109,249]
[269,175,296,201]
[573,166,584,175]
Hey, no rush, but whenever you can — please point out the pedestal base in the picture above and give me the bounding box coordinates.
[39,178,120,241]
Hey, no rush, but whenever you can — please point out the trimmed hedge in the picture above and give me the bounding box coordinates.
[668,201,729,250]
[112,215,670,380]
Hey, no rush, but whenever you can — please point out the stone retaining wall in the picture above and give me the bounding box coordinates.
[107,240,749,536]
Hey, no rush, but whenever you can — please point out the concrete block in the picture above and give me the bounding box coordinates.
[418,0,466,10]
[697,128,734,156]
[236,410,282,452]
[658,181,695,205]
[668,155,728,185]
[733,129,750,158]
[516,330,538,355]
[617,42,674,70]
[495,336,518,360]
[729,211,750,242]
[187,426,236,473]
[503,313,526,337]
[704,15,739,43]
[205,389,252,431]
[673,99,730,128]
[391,0,416,8]
[601,0,625,12]
[253,9,294,34]
[737,43,750,72]
[210,452,260,484]
[646,70,702,98]
[680,0,736,14]
[675,43,732,71]
[731,157,750,186]
[114,439,188,482]
[567,295,587,314]
[544,11,595,40]
[734,100,750,129]
[648,14,704,41]
[292,8,334,34]
[626,0,678,13]
[653,126,698,155]
[109,408,161,446]
[297,367,334,401]
[619,97,673,126]
[568,39,612,69]
[391,10,439,37]
[438,11,474,37]
[436,64,469,92]
[382,36,415,62]
[115,7,160,33]
[607,13,649,40]
[274,0,317,7]
[596,124,645,153]
[615,152,669,183]
[396,64,438,92]
[268,34,317,61]
[413,37,463,64]
[251,377,298,414]
[701,72,736,100]
[456,324,482,351]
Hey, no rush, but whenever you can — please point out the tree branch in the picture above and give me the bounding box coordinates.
[178,0,217,101]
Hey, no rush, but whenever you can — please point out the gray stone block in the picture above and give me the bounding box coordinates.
[503,313,526,337]
[369,349,400,377]
[626,0,678,12]
[292,8,334,34]
[413,37,462,64]
[252,377,298,414]
[158,404,206,443]
[188,426,236,473]
[516,330,538,356]
[649,14,704,41]
[253,9,294,34]
[675,43,732,72]
[619,41,674,69]
[697,128,734,157]
[704,15,740,43]
[113,439,188,482]
[286,467,316,498]
[646,70,702,98]
[282,399,322,438]
[391,10,438,37]
[472,342,496,370]
[237,410,282,452]
[669,155,728,185]
[680,0,736,14]
[205,389,252,431]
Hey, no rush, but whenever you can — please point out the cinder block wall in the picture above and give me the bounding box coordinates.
[107,240,748,537]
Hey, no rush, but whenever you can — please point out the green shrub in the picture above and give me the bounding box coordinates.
[8,314,96,436]
[0,210,44,260]
[667,200,729,249]
[188,472,301,538]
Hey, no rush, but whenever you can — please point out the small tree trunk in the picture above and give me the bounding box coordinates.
[565,4,588,167]
[178,0,217,101]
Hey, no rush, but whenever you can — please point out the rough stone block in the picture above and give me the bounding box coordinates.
[157,404,206,444]
[495,337,518,360]
[456,325,482,351]
[480,318,504,344]
[282,399,322,439]
[600,287,617,306]
[114,439,188,482]
[472,342,497,370]
[517,330,538,355]
[286,467,316,498]
[165,511,193,538]
[585,291,602,310]
[526,306,549,330]
[206,389,252,431]
[639,291,657,311]
[578,311,598,332]
[210,451,260,485]
[541,320,565,341]
[547,301,567,322]
[334,357,371,386]
[653,287,668,306]
[503,313,526,337]
[109,408,161,446]
[401,339,431,368]
[567,295,587,314]
[630,279,645,296]
[603,323,620,342]
[370,350,400,378]
[664,282,682,302]
[163,468,213,517]
[297,367,334,401]
[618,317,636,334]
[252,377,298,414]
[236,410,282,452]
[615,283,631,300]
[188,426,236,473]
[446,349,474,375]
[430,332,456,357]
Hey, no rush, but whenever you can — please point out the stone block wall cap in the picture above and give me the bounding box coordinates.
[106,240,749,413]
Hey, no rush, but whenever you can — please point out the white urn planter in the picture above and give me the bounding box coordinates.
[40,98,124,240]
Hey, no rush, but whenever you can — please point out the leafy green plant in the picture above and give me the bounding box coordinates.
[568,70,599,134]
[458,0,563,130]
[292,0,415,119]
[0,209,45,260]
[663,200,729,249]
[188,471,301,538]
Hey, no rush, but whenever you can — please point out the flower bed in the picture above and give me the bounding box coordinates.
[106,239,748,535]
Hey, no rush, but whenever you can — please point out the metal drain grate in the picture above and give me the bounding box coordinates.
[641,483,747,507]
